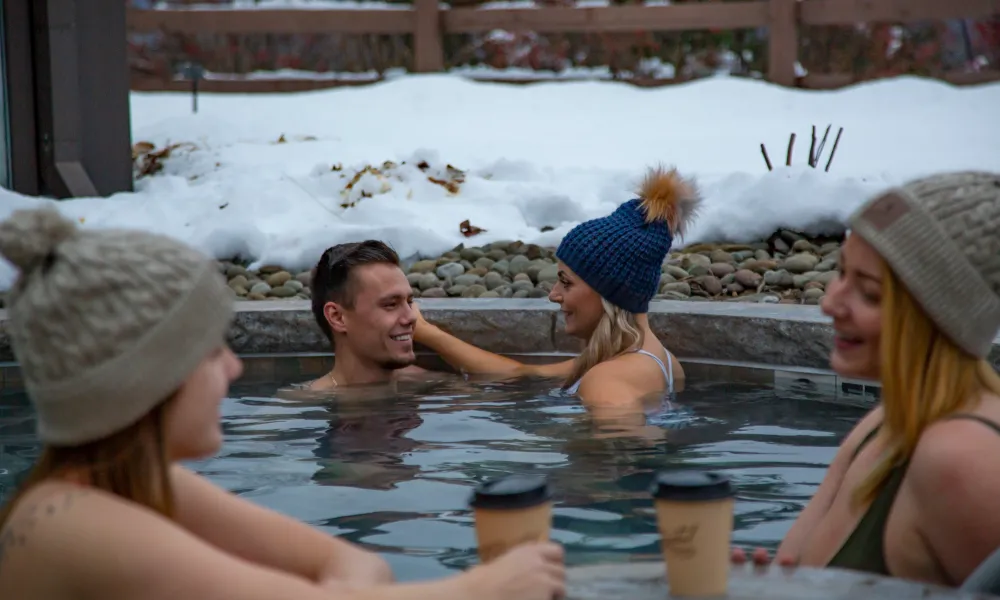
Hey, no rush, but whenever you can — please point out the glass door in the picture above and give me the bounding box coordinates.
[0,1,10,190]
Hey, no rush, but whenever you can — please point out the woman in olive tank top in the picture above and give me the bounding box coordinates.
[732,172,1000,588]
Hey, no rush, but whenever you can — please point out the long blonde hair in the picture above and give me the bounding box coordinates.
[0,401,175,529]
[853,261,1000,506]
[563,298,645,388]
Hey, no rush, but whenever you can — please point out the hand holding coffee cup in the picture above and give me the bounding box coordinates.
[460,542,566,600]
[651,470,735,598]
[469,474,553,564]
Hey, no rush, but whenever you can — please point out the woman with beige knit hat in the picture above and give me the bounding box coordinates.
[0,208,565,600]
[733,171,1000,588]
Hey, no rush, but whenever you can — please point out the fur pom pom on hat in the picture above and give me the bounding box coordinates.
[556,165,703,314]
[0,206,235,446]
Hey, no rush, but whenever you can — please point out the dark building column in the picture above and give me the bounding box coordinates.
[3,0,39,196]
[3,0,133,199]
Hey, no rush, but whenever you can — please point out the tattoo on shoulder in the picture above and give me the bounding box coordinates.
[0,489,91,574]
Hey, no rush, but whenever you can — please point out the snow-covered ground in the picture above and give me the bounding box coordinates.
[1,74,999,290]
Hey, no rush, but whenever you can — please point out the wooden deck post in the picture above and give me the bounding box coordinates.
[413,0,444,73]
[767,0,798,87]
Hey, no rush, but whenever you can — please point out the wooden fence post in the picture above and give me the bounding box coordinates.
[413,0,444,72]
[767,0,798,87]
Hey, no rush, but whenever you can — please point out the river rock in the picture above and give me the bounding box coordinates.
[461,284,488,298]
[416,273,439,291]
[436,262,465,279]
[266,270,292,287]
[682,254,711,270]
[710,249,733,263]
[508,254,531,276]
[453,273,482,286]
[710,262,735,277]
[815,259,838,272]
[661,282,691,297]
[268,285,297,298]
[784,253,820,273]
[474,257,495,270]
[763,269,795,288]
[804,287,826,303]
[460,247,485,261]
[538,264,559,284]
[665,265,690,280]
[484,271,506,290]
[735,269,762,288]
[813,271,838,286]
[410,259,438,274]
[491,260,510,276]
[512,280,535,293]
[697,275,723,296]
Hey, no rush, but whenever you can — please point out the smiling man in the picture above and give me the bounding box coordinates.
[305,240,426,389]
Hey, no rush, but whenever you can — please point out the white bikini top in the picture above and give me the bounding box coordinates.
[566,348,675,396]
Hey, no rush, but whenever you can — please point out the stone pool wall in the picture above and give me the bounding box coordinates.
[3,298,994,373]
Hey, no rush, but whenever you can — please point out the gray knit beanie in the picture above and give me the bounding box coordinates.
[0,207,235,446]
[849,171,1000,358]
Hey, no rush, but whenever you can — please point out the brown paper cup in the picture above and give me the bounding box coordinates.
[469,474,553,563]
[651,470,735,598]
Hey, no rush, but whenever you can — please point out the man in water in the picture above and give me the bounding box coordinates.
[304,240,427,390]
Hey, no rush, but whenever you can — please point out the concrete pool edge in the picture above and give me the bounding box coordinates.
[0,298,998,371]
[565,561,993,599]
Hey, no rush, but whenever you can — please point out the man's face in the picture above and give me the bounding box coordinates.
[338,263,416,370]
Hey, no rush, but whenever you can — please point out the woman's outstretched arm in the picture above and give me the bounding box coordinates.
[414,304,574,379]
[6,483,565,600]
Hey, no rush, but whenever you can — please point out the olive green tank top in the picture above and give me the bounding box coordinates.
[826,414,1000,575]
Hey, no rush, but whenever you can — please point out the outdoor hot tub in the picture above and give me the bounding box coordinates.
[1,299,997,597]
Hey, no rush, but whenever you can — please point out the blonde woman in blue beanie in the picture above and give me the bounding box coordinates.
[414,165,702,412]
[0,208,565,600]
[733,171,1000,588]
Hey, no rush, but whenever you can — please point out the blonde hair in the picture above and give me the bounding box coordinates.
[853,260,1000,506]
[0,401,175,529]
[563,298,644,388]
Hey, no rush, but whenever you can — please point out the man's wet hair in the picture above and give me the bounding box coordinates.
[310,240,401,342]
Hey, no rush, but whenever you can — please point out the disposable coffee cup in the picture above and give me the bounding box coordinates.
[650,470,735,598]
[469,474,553,563]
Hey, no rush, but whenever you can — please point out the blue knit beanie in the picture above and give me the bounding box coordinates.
[555,166,702,314]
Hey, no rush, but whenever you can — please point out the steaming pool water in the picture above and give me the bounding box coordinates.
[0,355,868,581]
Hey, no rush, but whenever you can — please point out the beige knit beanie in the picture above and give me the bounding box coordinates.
[849,171,1000,358]
[0,207,235,446]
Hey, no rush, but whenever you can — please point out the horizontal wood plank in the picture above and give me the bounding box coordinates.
[800,0,1000,25]
[130,75,382,93]
[443,2,769,34]
[126,7,415,35]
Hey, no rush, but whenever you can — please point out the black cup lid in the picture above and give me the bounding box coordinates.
[469,474,552,510]
[650,470,734,501]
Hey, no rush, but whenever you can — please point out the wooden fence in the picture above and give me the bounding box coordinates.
[127,0,1000,92]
